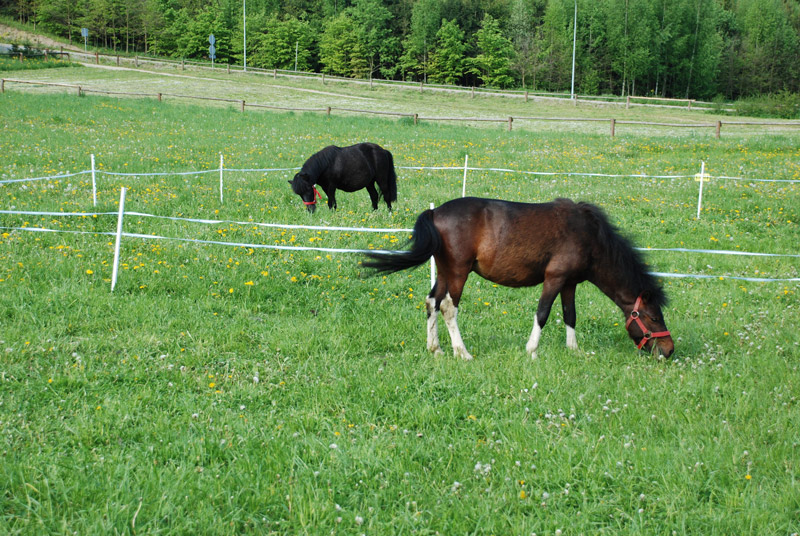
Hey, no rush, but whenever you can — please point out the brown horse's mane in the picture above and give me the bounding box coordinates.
[577,201,667,308]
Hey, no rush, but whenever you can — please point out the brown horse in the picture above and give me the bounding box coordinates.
[363,197,674,360]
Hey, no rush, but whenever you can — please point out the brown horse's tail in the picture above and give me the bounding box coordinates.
[362,209,440,274]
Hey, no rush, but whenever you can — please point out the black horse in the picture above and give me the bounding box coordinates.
[289,143,397,213]
[364,197,674,360]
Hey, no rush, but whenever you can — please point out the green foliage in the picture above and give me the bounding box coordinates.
[428,19,466,85]
[251,16,315,70]
[0,55,73,71]
[733,90,800,119]
[2,0,800,97]
[470,14,515,89]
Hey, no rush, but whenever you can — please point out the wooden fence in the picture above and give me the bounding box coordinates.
[3,77,799,139]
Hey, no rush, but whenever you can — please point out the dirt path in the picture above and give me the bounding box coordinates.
[0,23,79,51]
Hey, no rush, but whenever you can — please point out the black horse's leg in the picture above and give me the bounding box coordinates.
[327,189,337,210]
[366,183,380,210]
[560,283,578,351]
[526,276,565,359]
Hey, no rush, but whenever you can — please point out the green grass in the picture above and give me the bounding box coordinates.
[1,91,799,535]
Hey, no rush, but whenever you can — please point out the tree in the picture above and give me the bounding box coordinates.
[399,0,441,81]
[319,13,359,76]
[470,13,515,88]
[347,0,395,78]
[428,18,466,85]
[251,16,315,70]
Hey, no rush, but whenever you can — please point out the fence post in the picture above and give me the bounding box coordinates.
[696,161,707,220]
[227,63,230,74]
[525,90,528,103]
[414,113,418,126]
[462,155,469,197]
[716,121,721,139]
[322,73,325,85]
[116,55,120,66]
[95,52,99,64]
[430,202,436,289]
[626,96,630,109]
[77,86,82,97]
[181,59,185,70]
[326,106,331,116]
[157,93,162,102]
[91,154,97,206]
[219,153,224,204]
[508,117,513,131]
[1,79,4,93]
[135,56,138,68]
[241,100,245,112]
[273,69,277,79]
[419,81,423,94]
[111,187,127,292]
[471,86,475,99]
[610,118,616,137]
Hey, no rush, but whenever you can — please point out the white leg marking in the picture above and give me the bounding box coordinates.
[526,316,542,360]
[426,296,443,356]
[566,325,578,350]
[441,293,473,360]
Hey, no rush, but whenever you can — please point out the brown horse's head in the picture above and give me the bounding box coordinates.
[624,293,674,358]
[288,173,318,213]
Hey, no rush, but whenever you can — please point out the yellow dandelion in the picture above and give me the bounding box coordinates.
[86,269,93,275]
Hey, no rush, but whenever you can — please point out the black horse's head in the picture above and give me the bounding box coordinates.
[288,173,318,213]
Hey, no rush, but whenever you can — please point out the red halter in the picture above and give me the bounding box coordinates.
[625,295,671,350]
[303,187,323,206]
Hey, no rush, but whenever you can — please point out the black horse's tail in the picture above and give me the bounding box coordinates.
[362,209,440,274]
[385,151,398,203]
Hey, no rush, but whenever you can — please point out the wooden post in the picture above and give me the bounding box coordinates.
[626,96,630,109]
[419,81,423,94]
[135,56,139,67]
[157,93,162,102]
[715,120,721,139]
[1,79,4,93]
[414,113,418,125]
[273,69,277,79]
[241,100,245,112]
[95,52,99,64]
[326,106,331,116]
[322,73,325,85]
[116,55,120,66]
[610,118,616,137]
[525,90,528,102]
[181,59,185,70]
[370,75,373,90]
[471,86,475,99]
[688,99,693,110]
[508,117,513,131]
[77,86,82,97]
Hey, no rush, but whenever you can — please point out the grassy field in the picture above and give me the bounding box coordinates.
[1,85,799,535]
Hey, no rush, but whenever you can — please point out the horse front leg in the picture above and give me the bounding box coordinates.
[326,189,337,210]
[526,278,564,359]
[560,283,579,351]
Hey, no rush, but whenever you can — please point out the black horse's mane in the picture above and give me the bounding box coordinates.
[300,145,340,180]
[577,201,667,308]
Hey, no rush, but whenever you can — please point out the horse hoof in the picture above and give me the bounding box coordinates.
[455,349,473,361]
[530,351,538,360]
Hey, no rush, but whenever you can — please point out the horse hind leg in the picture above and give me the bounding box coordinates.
[440,292,473,361]
[425,296,444,356]
[366,184,380,210]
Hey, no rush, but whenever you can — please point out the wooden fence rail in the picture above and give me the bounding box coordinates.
[3,77,800,138]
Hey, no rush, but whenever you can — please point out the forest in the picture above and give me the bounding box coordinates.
[2,0,800,100]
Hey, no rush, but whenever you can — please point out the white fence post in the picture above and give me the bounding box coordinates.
[696,161,706,220]
[430,202,436,289]
[219,153,224,204]
[462,155,469,197]
[111,187,127,292]
[91,154,97,206]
